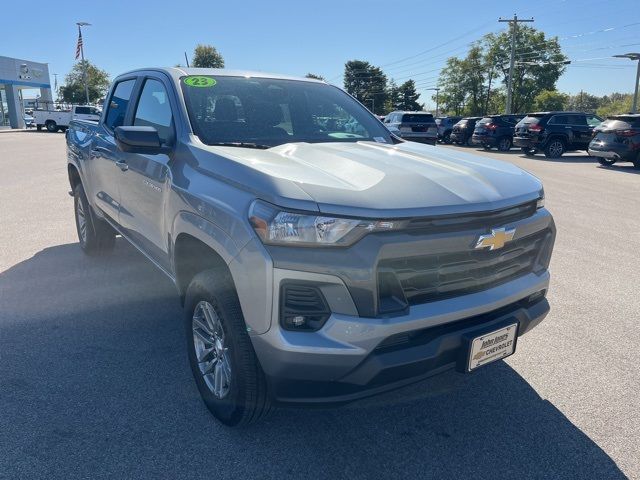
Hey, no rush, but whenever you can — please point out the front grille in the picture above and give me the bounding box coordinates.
[405,201,536,234]
[378,230,549,307]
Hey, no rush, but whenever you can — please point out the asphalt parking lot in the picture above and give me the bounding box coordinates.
[1,131,639,479]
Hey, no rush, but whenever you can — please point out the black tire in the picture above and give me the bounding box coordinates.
[634,153,640,170]
[544,138,565,158]
[521,147,536,156]
[36,124,42,131]
[465,136,473,147]
[596,157,616,167]
[46,121,59,133]
[73,184,116,255]
[185,269,271,426]
[442,132,451,144]
[497,136,512,152]
[483,145,492,151]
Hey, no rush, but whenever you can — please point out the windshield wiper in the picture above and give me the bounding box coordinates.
[208,142,271,150]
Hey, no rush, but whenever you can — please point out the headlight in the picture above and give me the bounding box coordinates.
[249,200,399,246]
[536,189,545,209]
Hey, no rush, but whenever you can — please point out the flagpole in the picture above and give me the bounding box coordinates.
[76,22,91,105]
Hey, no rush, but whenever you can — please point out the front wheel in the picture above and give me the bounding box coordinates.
[442,133,451,144]
[185,269,271,426]
[74,184,116,255]
[46,121,59,133]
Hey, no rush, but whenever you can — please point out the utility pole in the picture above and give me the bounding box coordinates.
[426,88,440,116]
[499,14,533,114]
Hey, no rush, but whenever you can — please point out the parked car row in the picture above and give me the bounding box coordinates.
[432,110,638,169]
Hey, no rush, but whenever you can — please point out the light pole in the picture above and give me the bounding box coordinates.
[613,53,640,113]
[76,22,91,105]
[425,88,440,116]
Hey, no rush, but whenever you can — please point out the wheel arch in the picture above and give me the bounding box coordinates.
[68,163,82,191]
[171,211,243,304]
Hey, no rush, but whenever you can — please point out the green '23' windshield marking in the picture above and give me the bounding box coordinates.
[183,76,217,87]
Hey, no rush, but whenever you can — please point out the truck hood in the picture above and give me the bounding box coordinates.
[207,141,543,218]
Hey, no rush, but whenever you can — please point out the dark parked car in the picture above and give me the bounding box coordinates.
[513,111,602,158]
[435,116,462,144]
[384,111,438,144]
[472,114,525,151]
[588,114,640,168]
[450,117,481,146]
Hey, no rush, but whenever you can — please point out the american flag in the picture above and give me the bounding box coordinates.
[75,30,83,60]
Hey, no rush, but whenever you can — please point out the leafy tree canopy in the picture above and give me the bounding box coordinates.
[533,90,569,111]
[343,60,388,115]
[192,44,225,68]
[59,60,110,104]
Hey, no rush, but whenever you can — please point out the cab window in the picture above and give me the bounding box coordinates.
[104,79,136,131]
[133,78,175,145]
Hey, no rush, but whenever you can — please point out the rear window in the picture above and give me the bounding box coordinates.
[477,118,493,125]
[521,115,543,124]
[401,114,434,123]
[609,116,640,128]
[600,119,635,130]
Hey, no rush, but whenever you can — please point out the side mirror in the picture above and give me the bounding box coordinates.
[114,126,168,154]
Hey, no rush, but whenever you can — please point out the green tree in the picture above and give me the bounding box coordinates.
[59,60,110,104]
[343,60,388,115]
[396,80,423,111]
[485,26,567,113]
[597,93,634,117]
[533,89,569,111]
[305,73,325,81]
[384,79,401,112]
[436,57,467,115]
[192,44,225,68]
[567,91,601,112]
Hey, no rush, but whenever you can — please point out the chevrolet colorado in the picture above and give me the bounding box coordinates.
[66,68,555,426]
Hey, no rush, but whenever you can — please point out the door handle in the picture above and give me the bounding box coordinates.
[115,160,129,171]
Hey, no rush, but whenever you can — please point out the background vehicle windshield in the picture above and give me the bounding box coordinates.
[180,76,393,147]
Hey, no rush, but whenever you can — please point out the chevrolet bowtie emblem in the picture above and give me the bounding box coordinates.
[475,227,516,251]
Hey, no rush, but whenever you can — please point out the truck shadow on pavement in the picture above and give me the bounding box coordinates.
[0,240,626,479]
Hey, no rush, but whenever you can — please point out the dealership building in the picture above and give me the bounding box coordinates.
[0,55,53,129]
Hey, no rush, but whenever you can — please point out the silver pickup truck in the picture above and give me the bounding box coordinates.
[66,68,555,426]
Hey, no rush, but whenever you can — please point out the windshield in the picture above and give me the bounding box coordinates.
[180,76,393,147]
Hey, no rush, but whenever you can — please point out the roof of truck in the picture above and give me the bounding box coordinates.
[115,67,325,84]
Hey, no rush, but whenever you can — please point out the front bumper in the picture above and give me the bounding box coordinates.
[251,269,550,404]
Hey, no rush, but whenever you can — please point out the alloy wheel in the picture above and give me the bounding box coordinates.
[548,140,564,158]
[76,197,87,243]
[192,300,232,399]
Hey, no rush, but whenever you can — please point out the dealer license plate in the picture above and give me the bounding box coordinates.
[467,324,518,372]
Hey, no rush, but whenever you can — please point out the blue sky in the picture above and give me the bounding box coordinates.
[4,0,639,109]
